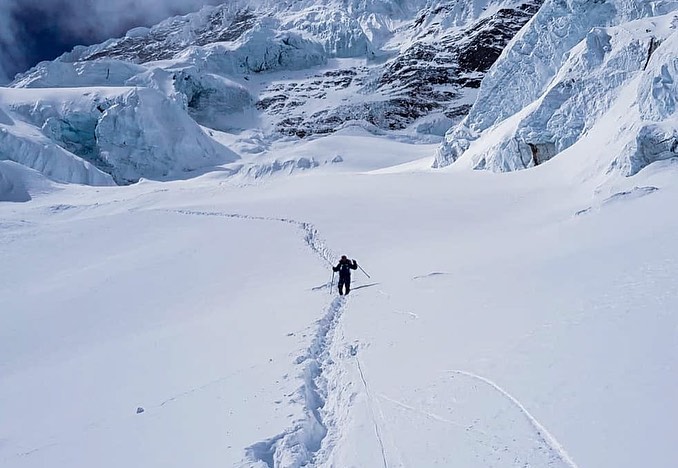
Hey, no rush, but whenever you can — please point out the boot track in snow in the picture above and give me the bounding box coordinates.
[169,209,347,467]
[245,296,347,467]
[170,209,335,267]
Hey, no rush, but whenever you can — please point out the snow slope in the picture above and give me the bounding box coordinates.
[2,1,677,466]
[1,131,677,468]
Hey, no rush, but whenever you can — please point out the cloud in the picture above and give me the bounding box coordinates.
[0,0,224,84]
[0,62,10,85]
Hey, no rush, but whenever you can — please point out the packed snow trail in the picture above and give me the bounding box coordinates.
[245,297,348,467]
[170,209,348,466]
[171,210,335,268]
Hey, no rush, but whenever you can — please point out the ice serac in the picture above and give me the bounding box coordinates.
[10,60,147,89]
[0,103,114,187]
[614,27,678,176]
[251,0,542,137]
[5,0,546,187]
[0,160,56,202]
[93,88,238,183]
[435,0,678,173]
[166,68,254,131]
[1,87,237,185]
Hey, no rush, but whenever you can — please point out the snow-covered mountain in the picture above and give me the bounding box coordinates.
[435,0,678,185]
[3,2,678,468]
[3,0,539,185]
[3,97,678,468]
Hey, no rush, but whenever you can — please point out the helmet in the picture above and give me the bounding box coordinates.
[341,255,347,260]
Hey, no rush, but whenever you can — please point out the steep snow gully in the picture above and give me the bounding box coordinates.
[171,209,578,468]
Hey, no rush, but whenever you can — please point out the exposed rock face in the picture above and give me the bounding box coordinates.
[247,0,543,137]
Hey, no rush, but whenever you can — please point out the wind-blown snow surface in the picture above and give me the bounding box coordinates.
[436,0,678,175]
[1,132,677,468]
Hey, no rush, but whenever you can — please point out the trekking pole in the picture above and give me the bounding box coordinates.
[358,264,371,279]
[329,271,335,295]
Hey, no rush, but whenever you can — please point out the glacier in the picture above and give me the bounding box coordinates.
[2,2,678,467]
[2,128,678,468]
[5,0,539,185]
[0,102,113,186]
[435,0,678,181]
[0,86,238,184]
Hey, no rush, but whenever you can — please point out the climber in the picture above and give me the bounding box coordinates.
[332,255,358,295]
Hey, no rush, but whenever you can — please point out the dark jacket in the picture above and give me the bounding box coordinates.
[333,258,358,277]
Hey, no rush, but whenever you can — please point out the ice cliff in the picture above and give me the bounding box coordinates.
[435,0,678,180]
[0,87,237,184]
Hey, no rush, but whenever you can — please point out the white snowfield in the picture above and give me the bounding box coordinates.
[436,0,678,175]
[1,129,677,468]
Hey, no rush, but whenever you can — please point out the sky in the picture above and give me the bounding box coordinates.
[0,0,223,84]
